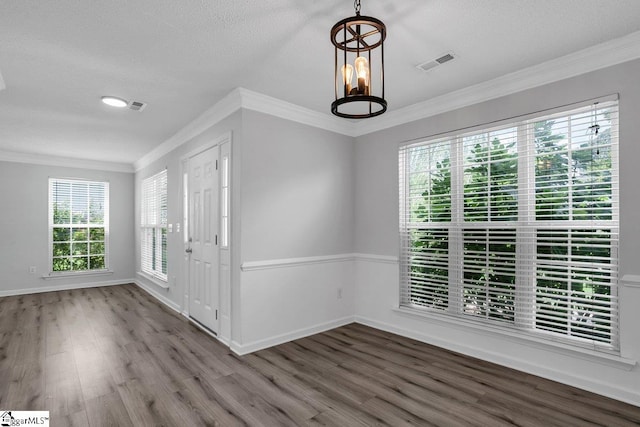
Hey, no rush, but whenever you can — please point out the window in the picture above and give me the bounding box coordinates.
[399,98,619,351]
[221,154,230,248]
[49,179,109,273]
[141,169,168,281]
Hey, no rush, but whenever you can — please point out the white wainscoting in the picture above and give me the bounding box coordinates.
[236,253,358,354]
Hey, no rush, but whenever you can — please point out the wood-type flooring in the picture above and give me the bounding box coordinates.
[0,284,638,426]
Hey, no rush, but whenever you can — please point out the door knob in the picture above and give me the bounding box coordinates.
[185,248,192,254]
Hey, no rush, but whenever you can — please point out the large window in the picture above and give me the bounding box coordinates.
[399,99,619,351]
[141,169,168,281]
[49,179,109,273]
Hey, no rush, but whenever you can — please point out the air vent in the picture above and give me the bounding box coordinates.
[416,52,456,73]
[435,53,455,64]
[128,100,147,111]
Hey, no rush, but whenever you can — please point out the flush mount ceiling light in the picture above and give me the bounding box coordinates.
[331,0,387,119]
[101,96,128,108]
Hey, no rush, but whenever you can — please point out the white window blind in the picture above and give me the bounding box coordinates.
[49,178,109,273]
[399,98,619,351]
[141,169,168,281]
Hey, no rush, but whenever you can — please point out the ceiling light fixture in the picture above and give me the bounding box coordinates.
[101,96,128,108]
[331,0,387,119]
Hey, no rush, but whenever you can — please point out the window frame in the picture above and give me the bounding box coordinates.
[48,178,110,275]
[141,169,168,282]
[399,97,619,353]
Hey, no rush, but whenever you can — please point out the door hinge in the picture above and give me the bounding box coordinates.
[216,160,218,170]
[215,235,218,245]
[215,309,218,320]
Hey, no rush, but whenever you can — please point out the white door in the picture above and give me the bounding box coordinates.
[187,146,219,333]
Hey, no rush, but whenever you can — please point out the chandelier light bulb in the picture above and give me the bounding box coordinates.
[354,56,369,94]
[341,64,354,94]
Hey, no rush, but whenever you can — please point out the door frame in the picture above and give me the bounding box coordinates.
[180,132,232,344]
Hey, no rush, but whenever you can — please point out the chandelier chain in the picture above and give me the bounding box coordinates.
[354,0,361,14]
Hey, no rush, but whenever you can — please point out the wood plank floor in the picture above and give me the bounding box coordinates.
[0,284,638,426]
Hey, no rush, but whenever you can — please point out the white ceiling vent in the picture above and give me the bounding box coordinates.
[417,52,456,73]
[128,100,147,111]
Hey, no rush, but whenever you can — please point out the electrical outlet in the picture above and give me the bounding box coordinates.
[29,266,36,274]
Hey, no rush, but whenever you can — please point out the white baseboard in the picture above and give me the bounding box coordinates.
[230,315,356,356]
[354,315,640,408]
[0,279,133,297]
[134,279,181,313]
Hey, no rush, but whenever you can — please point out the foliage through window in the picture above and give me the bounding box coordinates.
[49,179,109,273]
[399,99,619,350]
[141,169,168,281]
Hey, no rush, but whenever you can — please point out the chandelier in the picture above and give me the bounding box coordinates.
[331,0,387,119]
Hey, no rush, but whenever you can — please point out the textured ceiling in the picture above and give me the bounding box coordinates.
[1,0,640,165]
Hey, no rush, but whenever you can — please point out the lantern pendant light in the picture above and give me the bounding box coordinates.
[331,0,387,119]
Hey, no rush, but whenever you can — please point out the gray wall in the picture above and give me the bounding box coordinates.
[0,161,135,294]
[240,109,355,261]
[134,108,357,351]
[354,58,640,405]
[237,110,356,350]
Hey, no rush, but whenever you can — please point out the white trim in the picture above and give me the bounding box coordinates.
[354,315,640,407]
[42,270,114,280]
[353,253,399,264]
[134,89,242,171]
[354,30,640,136]
[0,279,132,297]
[621,274,640,288]
[136,271,169,289]
[180,132,231,162]
[241,253,355,272]
[229,316,355,355]
[135,88,353,172]
[0,149,134,173]
[240,253,399,271]
[134,279,181,313]
[132,31,640,170]
[238,88,357,137]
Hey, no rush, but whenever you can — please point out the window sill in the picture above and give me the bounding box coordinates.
[42,270,114,280]
[136,271,169,289]
[392,306,637,371]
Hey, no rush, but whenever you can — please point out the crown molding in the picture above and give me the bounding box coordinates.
[353,30,640,136]
[0,149,134,173]
[134,88,243,171]
[237,88,357,137]
[133,31,640,170]
[134,87,356,172]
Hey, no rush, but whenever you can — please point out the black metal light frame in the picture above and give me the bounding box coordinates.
[331,1,387,119]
